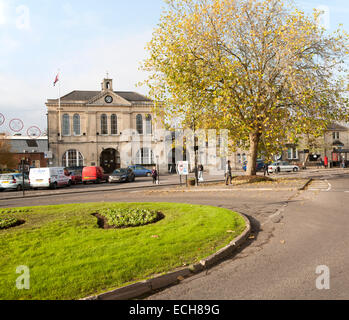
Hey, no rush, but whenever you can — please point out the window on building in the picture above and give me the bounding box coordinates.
[237,154,242,164]
[287,147,298,160]
[136,114,143,134]
[62,114,70,136]
[333,132,340,140]
[73,114,81,136]
[62,150,84,168]
[242,154,247,162]
[145,114,152,135]
[26,140,38,147]
[136,148,154,165]
[111,114,118,135]
[101,114,108,135]
[32,160,40,168]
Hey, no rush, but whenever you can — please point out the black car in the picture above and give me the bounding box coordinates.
[108,168,135,183]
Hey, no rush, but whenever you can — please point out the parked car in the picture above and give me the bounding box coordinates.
[0,173,30,191]
[128,165,152,177]
[82,166,109,184]
[243,160,265,172]
[109,168,135,183]
[68,170,82,185]
[268,161,300,174]
[29,167,72,189]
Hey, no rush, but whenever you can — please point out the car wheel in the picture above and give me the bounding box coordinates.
[16,185,23,191]
[293,167,299,172]
[147,172,151,177]
[277,167,281,173]
[68,180,72,187]
[51,183,57,190]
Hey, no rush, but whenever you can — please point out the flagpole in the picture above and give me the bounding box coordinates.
[57,70,62,141]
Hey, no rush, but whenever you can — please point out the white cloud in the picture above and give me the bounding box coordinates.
[61,2,100,29]
[0,34,20,58]
[0,0,8,25]
[15,5,31,30]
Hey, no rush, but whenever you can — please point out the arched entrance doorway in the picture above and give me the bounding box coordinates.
[100,148,120,173]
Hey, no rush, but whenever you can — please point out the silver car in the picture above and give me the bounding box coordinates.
[0,173,30,192]
[268,161,300,174]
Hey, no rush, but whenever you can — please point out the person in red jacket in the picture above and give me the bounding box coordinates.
[324,156,328,169]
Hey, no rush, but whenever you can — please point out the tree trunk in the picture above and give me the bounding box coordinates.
[246,132,261,176]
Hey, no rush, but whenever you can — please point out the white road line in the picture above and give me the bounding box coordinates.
[325,180,332,192]
[308,179,332,192]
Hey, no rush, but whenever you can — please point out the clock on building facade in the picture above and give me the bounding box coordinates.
[105,95,113,104]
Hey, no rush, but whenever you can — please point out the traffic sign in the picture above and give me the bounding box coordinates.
[177,161,189,176]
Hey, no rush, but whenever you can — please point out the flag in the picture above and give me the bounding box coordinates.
[53,73,59,87]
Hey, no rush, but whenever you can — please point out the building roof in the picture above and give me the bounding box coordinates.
[327,123,349,131]
[59,91,152,103]
[4,136,48,153]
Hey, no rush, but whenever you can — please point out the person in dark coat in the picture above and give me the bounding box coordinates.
[151,166,158,185]
[263,163,269,176]
[225,161,232,185]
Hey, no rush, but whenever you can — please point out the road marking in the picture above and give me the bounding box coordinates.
[325,180,332,192]
[308,180,331,192]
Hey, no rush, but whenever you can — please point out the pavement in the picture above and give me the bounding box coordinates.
[146,172,349,300]
[1,168,348,300]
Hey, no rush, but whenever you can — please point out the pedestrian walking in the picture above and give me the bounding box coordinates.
[151,166,158,185]
[263,163,269,176]
[319,157,323,169]
[225,160,232,185]
[198,164,204,182]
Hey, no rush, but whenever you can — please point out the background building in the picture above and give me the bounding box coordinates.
[46,78,166,173]
[0,134,48,172]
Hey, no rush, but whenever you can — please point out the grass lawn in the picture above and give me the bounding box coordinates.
[0,202,246,300]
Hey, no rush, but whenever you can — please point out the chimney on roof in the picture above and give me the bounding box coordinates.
[101,78,113,91]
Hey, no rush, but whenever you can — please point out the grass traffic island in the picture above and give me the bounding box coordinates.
[0,202,246,300]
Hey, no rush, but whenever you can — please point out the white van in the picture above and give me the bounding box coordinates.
[29,167,71,189]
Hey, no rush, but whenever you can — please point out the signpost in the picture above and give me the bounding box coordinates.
[44,151,53,159]
[177,161,189,187]
[20,158,28,198]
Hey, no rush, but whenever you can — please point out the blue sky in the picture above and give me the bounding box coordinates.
[0,0,348,133]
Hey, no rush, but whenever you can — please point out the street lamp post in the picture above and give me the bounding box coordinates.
[20,158,26,198]
[156,155,160,184]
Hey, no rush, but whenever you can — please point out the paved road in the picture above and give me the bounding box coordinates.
[0,174,225,201]
[147,173,349,300]
[1,168,346,201]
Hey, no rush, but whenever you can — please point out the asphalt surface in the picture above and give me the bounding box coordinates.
[147,173,349,300]
[1,168,348,300]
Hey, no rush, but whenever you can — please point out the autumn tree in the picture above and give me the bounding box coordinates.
[142,0,349,175]
[0,135,16,170]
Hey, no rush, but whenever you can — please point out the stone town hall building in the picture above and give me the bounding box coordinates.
[46,78,165,173]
